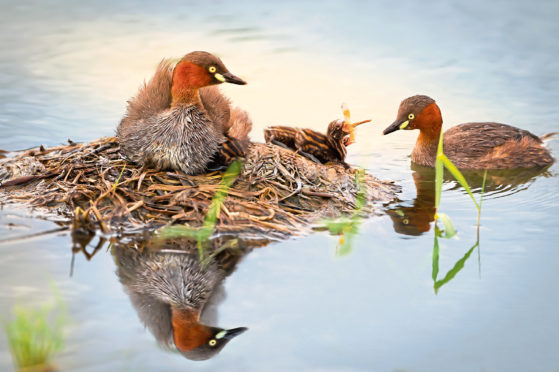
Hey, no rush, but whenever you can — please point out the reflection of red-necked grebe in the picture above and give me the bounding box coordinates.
[114,239,249,361]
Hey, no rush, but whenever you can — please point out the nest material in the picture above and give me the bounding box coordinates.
[0,137,398,239]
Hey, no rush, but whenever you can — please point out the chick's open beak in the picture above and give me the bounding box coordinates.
[342,119,371,133]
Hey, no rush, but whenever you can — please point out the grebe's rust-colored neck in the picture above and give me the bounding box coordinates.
[171,61,211,106]
[415,102,443,140]
[412,102,443,165]
[171,307,212,352]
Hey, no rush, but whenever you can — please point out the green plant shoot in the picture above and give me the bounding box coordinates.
[432,128,488,292]
[434,129,482,238]
[154,159,243,259]
[321,169,368,255]
[3,285,68,371]
[113,164,126,191]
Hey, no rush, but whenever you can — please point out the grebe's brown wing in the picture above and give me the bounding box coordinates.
[444,122,542,160]
[200,87,251,147]
[121,60,174,125]
[227,107,252,145]
[200,86,231,133]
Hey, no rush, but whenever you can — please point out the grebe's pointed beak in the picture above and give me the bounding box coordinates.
[215,72,247,85]
[221,327,248,340]
[383,119,408,135]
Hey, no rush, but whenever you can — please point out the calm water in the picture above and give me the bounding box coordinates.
[1,0,559,371]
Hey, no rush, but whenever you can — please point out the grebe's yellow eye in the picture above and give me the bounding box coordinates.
[209,339,217,347]
[209,66,217,73]
[408,113,415,120]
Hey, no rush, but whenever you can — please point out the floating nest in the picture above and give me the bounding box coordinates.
[0,137,399,239]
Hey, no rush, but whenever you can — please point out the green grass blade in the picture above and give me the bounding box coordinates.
[437,127,444,154]
[432,226,440,282]
[475,169,488,243]
[113,164,126,191]
[321,168,368,256]
[337,232,354,256]
[435,131,444,210]
[3,289,67,369]
[154,159,243,246]
[154,225,202,239]
[203,159,242,230]
[434,240,478,293]
[353,169,367,211]
[479,170,487,209]
[436,212,456,239]
[440,154,479,210]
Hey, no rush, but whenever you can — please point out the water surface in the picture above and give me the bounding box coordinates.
[1,1,559,371]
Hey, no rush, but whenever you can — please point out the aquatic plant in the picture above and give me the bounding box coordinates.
[321,169,368,255]
[3,286,67,371]
[154,159,243,259]
[112,164,126,191]
[432,129,487,292]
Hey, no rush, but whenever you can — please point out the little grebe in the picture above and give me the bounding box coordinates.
[383,95,555,169]
[117,51,252,175]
